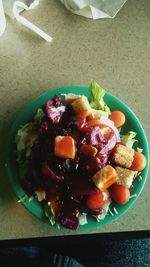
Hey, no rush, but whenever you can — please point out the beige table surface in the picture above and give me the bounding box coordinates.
[0,0,150,240]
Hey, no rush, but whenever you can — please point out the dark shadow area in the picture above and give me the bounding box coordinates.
[0,233,150,266]
[0,120,15,204]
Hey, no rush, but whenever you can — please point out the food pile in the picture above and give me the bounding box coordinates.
[15,81,147,230]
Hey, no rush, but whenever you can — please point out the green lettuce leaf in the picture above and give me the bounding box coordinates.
[121,131,137,148]
[34,108,44,123]
[79,213,88,226]
[93,201,111,222]
[44,203,60,229]
[18,194,33,203]
[61,93,82,100]
[15,123,38,159]
[89,80,110,113]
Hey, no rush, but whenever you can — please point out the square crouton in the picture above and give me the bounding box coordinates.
[115,166,135,188]
[113,144,134,168]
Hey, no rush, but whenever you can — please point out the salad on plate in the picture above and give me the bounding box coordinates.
[15,81,147,230]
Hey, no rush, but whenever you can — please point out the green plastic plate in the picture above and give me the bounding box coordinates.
[6,86,149,231]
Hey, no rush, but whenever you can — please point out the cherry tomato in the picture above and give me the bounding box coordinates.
[109,111,126,128]
[86,189,110,209]
[130,151,146,171]
[109,183,130,205]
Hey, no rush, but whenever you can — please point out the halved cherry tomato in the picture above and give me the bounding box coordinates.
[109,183,130,204]
[130,151,146,171]
[109,111,125,128]
[86,189,110,209]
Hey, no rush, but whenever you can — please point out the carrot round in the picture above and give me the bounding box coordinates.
[130,151,146,171]
[55,136,76,159]
[109,110,126,128]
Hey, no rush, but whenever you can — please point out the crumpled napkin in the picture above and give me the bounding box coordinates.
[60,0,127,19]
[0,0,52,41]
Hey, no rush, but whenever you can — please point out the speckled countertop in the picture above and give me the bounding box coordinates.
[0,0,150,240]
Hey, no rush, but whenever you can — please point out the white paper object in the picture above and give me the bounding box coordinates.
[60,0,127,19]
[0,0,52,42]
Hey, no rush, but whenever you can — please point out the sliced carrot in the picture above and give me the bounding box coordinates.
[109,110,125,128]
[54,136,76,159]
[130,151,146,171]
[80,144,98,157]
[50,198,61,214]
[92,165,119,191]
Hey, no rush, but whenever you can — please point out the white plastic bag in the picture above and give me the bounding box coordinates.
[0,0,52,41]
[60,0,128,19]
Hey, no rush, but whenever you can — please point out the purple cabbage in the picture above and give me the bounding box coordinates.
[41,162,64,183]
[57,199,79,230]
[58,212,79,230]
[86,156,108,173]
[84,126,105,146]
[42,96,66,124]
[100,134,117,154]
[40,116,49,131]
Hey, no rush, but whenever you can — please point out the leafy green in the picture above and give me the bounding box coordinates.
[121,131,137,148]
[18,194,33,203]
[136,147,143,153]
[61,93,82,100]
[44,203,60,229]
[34,108,44,123]
[89,80,110,113]
[93,201,111,222]
[79,213,88,226]
[15,122,38,161]
[16,149,27,164]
